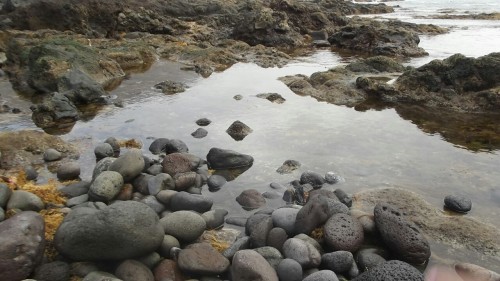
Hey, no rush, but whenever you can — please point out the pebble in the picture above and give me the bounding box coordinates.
[266,227,288,252]
[24,166,38,181]
[170,191,213,213]
[147,173,174,195]
[226,120,253,141]
[282,238,321,269]
[206,147,254,170]
[146,164,163,175]
[159,235,180,258]
[70,262,99,278]
[196,118,212,126]
[92,157,115,180]
[66,194,89,207]
[108,148,145,182]
[104,137,121,157]
[115,259,154,281]
[334,188,352,207]
[225,216,247,227]
[57,161,81,181]
[222,236,250,260]
[202,209,228,230]
[233,94,243,100]
[356,248,387,272]
[140,195,166,214]
[191,128,208,138]
[0,212,46,281]
[83,271,122,281]
[294,194,330,235]
[88,171,124,202]
[94,143,114,160]
[174,171,198,191]
[58,181,91,198]
[136,252,162,269]
[303,270,339,281]
[156,189,177,206]
[153,259,185,281]
[178,243,230,275]
[43,148,62,161]
[325,172,342,184]
[246,214,273,248]
[254,246,283,269]
[272,207,299,236]
[162,153,197,176]
[231,249,279,281]
[352,260,423,281]
[373,203,430,264]
[0,183,12,207]
[323,213,364,252]
[277,258,303,281]
[321,251,354,274]
[300,171,325,189]
[444,194,472,213]
[161,210,207,242]
[149,138,170,154]
[276,160,301,174]
[6,190,44,211]
[207,175,227,191]
[236,189,266,210]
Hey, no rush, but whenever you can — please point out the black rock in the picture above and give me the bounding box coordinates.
[352,260,423,281]
[24,166,38,181]
[236,189,266,210]
[34,261,70,281]
[154,80,186,94]
[276,160,301,174]
[226,120,253,141]
[267,227,288,252]
[300,171,325,189]
[334,188,352,207]
[58,181,91,198]
[222,236,250,260]
[206,148,254,170]
[169,191,213,213]
[149,138,170,154]
[191,128,208,139]
[256,93,286,104]
[294,194,330,235]
[207,175,227,191]
[356,248,387,272]
[245,213,273,248]
[196,118,212,126]
[444,194,472,213]
[373,203,430,264]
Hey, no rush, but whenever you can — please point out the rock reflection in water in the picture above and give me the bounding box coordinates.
[394,105,500,152]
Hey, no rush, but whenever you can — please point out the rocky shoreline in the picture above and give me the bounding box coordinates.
[1,0,500,280]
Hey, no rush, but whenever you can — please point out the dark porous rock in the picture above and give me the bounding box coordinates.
[207,147,254,169]
[324,213,364,252]
[444,194,472,213]
[254,246,284,269]
[328,20,427,57]
[115,259,154,281]
[57,161,81,181]
[58,181,90,198]
[303,270,339,281]
[256,93,286,104]
[34,261,70,281]
[54,201,164,261]
[352,260,423,281]
[294,194,330,235]
[88,171,124,202]
[31,93,78,132]
[276,159,301,174]
[267,227,288,252]
[300,171,325,189]
[325,172,343,184]
[321,251,354,274]
[92,157,115,180]
[154,80,186,95]
[7,190,44,211]
[231,249,279,281]
[236,189,266,210]
[0,211,45,281]
[162,152,198,176]
[373,203,430,264]
[108,148,145,182]
[24,165,38,181]
[161,210,206,242]
[147,173,175,196]
[170,191,213,213]
[202,209,228,230]
[191,128,208,138]
[277,258,302,281]
[140,195,166,214]
[334,189,352,207]
[94,143,114,160]
[153,259,185,281]
[226,120,253,141]
[0,183,12,207]
[355,248,387,272]
[223,236,251,260]
[104,137,121,157]
[43,148,62,162]
[149,138,170,154]
[196,118,212,126]
[283,238,321,269]
[272,207,299,236]
[345,56,406,73]
[174,171,197,191]
[178,243,230,275]
[207,175,227,191]
[246,213,273,248]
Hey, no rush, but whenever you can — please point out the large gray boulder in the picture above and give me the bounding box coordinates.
[231,249,279,281]
[0,211,45,281]
[54,201,164,260]
[373,203,430,264]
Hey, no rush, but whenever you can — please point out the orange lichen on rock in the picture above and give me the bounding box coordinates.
[205,230,231,253]
[118,138,143,148]
[311,227,324,240]
[40,209,65,261]
[20,179,67,206]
